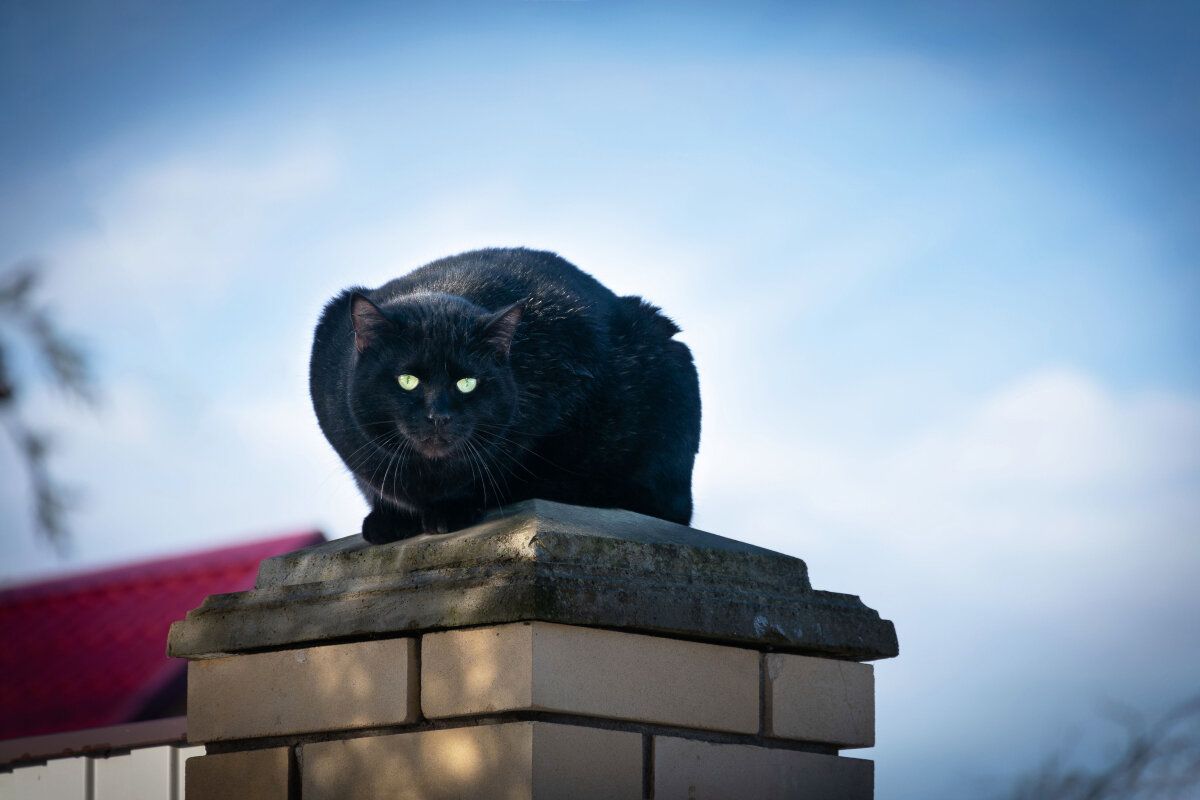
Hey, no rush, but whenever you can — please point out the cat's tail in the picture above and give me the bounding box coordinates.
[618,295,683,339]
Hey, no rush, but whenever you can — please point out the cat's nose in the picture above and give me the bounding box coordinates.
[427,411,452,429]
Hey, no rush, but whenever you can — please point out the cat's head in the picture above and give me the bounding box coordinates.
[348,292,523,460]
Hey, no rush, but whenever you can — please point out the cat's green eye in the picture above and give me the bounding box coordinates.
[397,374,420,391]
[456,377,478,394]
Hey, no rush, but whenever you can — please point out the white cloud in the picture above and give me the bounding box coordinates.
[690,366,1200,796]
[902,368,1200,486]
[698,367,1199,544]
[42,142,340,334]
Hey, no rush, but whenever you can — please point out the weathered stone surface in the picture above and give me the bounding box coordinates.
[168,500,897,661]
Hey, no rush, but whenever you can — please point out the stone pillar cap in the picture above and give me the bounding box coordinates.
[168,500,898,661]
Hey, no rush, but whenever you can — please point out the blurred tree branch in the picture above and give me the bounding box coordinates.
[0,260,96,555]
[999,695,1200,800]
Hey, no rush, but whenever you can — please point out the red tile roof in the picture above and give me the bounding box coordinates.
[0,531,325,740]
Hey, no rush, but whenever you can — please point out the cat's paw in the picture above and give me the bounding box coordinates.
[361,508,423,544]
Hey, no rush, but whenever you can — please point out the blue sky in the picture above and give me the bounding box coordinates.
[2,2,1198,797]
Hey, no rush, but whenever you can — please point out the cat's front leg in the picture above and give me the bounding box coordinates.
[361,504,424,544]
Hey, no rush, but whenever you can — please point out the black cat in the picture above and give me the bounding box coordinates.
[309,247,701,544]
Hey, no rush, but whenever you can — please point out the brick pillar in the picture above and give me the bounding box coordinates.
[168,500,898,799]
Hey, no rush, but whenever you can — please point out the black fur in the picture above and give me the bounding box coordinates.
[309,247,701,544]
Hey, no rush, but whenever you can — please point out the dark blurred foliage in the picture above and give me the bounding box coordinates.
[0,260,95,554]
[998,695,1200,800]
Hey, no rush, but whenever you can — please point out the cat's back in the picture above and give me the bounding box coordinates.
[372,247,616,313]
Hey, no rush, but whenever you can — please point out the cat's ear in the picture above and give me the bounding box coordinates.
[480,300,524,358]
[350,293,392,353]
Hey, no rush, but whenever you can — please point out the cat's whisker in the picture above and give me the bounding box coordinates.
[362,432,407,498]
[466,438,506,511]
[341,430,400,472]
[344,430,404,480]
[382,437,412,506]
[459,430,521,490]
[462,439,490,509]
[387,440,408,506]
[471,429,530,495]
[471,424,576,477]
[473,443,500,511]
[470,435,523,486]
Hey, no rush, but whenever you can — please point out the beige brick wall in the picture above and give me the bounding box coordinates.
[765,654,875,748]
[178,623,880,797]
[188,637,418,741]
[654,736,873,799]
[185,748,291,800]
[422,622,759,734]
[302,722,642,800]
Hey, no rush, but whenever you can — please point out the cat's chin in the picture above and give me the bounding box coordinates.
[415,435,462,460]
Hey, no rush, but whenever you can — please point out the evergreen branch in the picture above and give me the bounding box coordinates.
[0,415,74,556]
[0,262,95,404]
[0,259,96,554]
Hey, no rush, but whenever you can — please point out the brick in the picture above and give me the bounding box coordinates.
[302,722,642,800]
[188,637,418,741]
[424,622,535,714]
[422,622,758,733]
[765,654,874,747]
[654,736,873,799]
[185,748,291,800]
[529,724,643,799]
